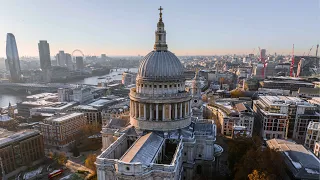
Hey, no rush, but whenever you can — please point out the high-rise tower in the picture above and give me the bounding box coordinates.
[38,40,51,70]
[6,33,21,82]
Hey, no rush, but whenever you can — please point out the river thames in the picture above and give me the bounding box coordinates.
[0,68,138,107]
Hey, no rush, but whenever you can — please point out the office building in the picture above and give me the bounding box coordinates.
[58,86,93,104]
[260,77,314,94]
[66,53,73,70]
[297,87,320,98]
[293,113,320,144]
[57,51,66,66]
[75,56,84,70]
[265,62,277,77]
[206,99,254,137]
[0,129,44,179]
[314,142,320,159]
[39,112,86,147]
[253,96,316,140]
[38,40,51,70]
[253,63,264,79]
[121,71,136,86]
[6,33,21,82]
[304,121,320,150]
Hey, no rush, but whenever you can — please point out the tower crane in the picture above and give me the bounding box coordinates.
[307,45,314,56]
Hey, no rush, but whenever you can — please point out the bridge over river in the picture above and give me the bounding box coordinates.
[0,82,95,94]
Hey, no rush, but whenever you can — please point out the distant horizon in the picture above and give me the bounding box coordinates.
[0,51,310,60]
[1,1,319,57]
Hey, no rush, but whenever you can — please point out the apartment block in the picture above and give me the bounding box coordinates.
[39,112,86,147]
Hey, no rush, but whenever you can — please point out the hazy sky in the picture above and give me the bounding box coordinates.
[0,0,319,57]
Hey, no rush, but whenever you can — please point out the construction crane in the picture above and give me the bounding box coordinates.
[289,44,295,77]
[307,45,314,56]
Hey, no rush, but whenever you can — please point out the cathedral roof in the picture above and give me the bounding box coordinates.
[137,51,184,81]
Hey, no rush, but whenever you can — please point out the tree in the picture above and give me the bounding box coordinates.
[85,154,97,173]
[248,170,268,180]
[70,173,84,180]
[227,138,254,173]
[57,152,68,165]
[82,124,102,137]
[234,148,284,180]
[48,151,54,159]
[230,89,245,98]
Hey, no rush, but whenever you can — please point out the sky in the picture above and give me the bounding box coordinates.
[0,0,319,57]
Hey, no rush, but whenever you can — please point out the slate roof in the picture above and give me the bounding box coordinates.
[121,132,164,164]
[267,139,320,179]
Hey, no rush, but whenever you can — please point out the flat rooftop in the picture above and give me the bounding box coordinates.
[20,100,54,106]
[45,112,83,122]
[26,93,58,100]
[0,128,40,148]
[88,99,115,108]
[267,139,320,179]
[259,96,314,107]
[121,132,164,164]
[32,102,77,110]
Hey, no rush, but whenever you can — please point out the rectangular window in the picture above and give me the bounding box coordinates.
[165,85,167,88]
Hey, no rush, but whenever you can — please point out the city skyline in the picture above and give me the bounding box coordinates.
[0,0,319,57]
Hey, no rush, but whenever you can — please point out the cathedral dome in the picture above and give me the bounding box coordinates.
[137,50,184,81]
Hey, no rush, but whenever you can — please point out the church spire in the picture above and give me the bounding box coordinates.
[159,6,163,22]
[154,6,168,51]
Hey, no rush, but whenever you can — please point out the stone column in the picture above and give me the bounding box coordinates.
[138,103,141,119]
[180,103,183,118]
[130,101,132,116]
[134,101,137,118]
[175,103,178,119]
[162,104,166,121]
[149,104,153,120]
[144,104,146,120]
[169,104,172,120]
[185,102,187,117]
[156,104,159,121]
[189,101,192,116]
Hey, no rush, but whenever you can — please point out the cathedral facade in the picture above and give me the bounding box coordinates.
[96,7,223,180]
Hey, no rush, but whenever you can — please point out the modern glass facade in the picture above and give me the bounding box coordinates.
[6,33,21,82]
[38,40,51,70]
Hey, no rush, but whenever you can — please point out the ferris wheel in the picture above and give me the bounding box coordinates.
[72,49,84,57]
